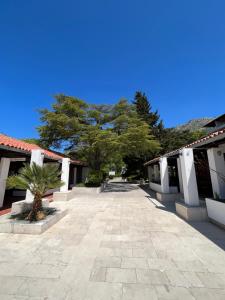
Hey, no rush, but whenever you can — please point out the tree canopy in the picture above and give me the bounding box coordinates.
[38,95,160,180]
[37,92,206,181]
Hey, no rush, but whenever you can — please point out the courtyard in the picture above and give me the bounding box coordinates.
[0,182,225,300]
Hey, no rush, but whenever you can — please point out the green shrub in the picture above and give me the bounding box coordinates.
[85,171,103,187]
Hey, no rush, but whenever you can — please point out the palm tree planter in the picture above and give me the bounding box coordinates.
[7,163,64,222]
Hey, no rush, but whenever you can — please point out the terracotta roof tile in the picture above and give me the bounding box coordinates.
[0,134,63,160]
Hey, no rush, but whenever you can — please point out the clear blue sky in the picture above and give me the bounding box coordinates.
[1,0,225,139]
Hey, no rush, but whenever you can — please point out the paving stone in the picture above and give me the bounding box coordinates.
[90,267,106,282]
[0,276,26,295]
[0,183,225,299]
[136,269,169,285]
[16,277,58,298]
[16,263,65,279]
[94,256,121,268]
[83,282,122,300]
[173,259,208,272]
[106,268,137,283]
[165,269,192,287]
[148,258,177,271]
[196,272,225,288]
[155,285,195,299]
[132,247,157,258]
[189,287,225,300]
[122,283,158,300]
[121,257,149,269]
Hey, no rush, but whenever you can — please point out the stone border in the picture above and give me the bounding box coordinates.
[156,192,181,202]
[175,202,208,221]
[11,199,50,215]
[0,208,68,234]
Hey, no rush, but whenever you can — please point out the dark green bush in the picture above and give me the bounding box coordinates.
[85,171,103,187]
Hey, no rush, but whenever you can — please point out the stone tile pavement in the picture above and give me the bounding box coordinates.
[0,183,225,299]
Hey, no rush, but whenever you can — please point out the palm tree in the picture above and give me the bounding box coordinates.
[7,162,63,222]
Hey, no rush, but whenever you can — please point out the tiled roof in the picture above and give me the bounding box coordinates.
[0,134,63,160]
[144,126,225,166]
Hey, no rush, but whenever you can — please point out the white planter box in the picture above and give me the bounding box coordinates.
[0,208,68,234]
[206,198,225,228]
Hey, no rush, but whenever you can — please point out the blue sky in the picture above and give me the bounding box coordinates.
[0,0,225,139]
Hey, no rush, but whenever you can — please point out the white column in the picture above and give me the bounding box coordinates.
[0,158,11,208]
[159,157,170,193]
[177,157,183,194]
[60,158,70,192]
[207,148,225,199]
[179,148,199,206]
[26,149,44,202]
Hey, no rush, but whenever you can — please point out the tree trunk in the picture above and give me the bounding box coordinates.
[26,193,43,222]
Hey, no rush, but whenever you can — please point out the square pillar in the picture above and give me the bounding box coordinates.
[60,158,70,192]
[179,148,199,206]
[0,158,11,208]
[159,157,170,193]
[177,157,183,194]
[207,148,225,199]
[26,149,44,202]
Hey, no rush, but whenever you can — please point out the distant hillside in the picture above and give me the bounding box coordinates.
[174,117,213,132]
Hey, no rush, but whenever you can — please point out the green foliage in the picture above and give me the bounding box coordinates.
[7,163,63,197]
[38,94,88,149]
[133,91,160,127]
[85,171,103,187]
[37,92,206,180]
[38,96,160,176]
[7,163,64,222]
[157,128,206,155]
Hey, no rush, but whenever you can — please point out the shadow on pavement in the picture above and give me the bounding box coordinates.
[103,182,140,193]
[140,185,225,252]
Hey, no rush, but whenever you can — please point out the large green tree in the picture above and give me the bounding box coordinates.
[38,95,160,181]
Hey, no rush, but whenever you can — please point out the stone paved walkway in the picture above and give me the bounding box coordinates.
[1,183,225,299]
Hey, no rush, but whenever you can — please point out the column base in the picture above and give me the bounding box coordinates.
[156,192,181,203]
[175,202,208,221]
[53,191,74,201]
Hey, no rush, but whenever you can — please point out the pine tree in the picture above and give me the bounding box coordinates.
[133,91,160,127]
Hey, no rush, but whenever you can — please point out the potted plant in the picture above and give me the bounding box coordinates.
[7,162,63,222]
